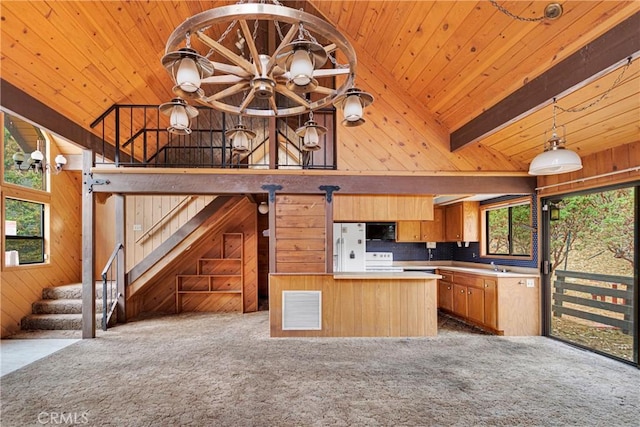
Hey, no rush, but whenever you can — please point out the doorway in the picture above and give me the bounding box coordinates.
[542,183,638,364]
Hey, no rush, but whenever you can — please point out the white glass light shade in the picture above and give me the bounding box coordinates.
[176,57,201,92]
[12,152,25,164]
[233,131,250,151]
[528,148,582,175]
[170,105,190,130]
[258,202,269,214]
[343,95,363,122]
[289,49,314,86]
[31,149,44,162]
[304,126,319,146]
[54,154,67,166]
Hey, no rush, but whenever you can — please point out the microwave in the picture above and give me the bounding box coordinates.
[365,222,396,241]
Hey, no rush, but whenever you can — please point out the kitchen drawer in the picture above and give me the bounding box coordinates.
[438,270,454,282]
[454,273,482,288]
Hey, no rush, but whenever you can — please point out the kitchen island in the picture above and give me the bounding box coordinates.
[269,272,441,338]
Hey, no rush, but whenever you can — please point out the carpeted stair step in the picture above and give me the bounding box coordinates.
[32,299,105,314]
[42,282,107,300]
[21,314,105,330]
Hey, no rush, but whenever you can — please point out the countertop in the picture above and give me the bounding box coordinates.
[334,272,442,280]
[394,262,539,278]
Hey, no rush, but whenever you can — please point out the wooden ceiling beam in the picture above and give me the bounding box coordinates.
[89,169,535,195]
[0,79,118,160]
[450,12,640,153]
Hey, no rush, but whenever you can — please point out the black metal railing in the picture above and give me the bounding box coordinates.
[553,270,634,334]
[90,104,336,170]
[101,243,124,331]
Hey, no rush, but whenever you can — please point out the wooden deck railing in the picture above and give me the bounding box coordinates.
[553,270,634,334]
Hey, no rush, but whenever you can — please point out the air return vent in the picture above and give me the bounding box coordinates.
[282,291,322,330]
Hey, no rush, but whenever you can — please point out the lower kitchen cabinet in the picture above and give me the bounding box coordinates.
[438,280,453,312]
[483,278,497,330]
[437,270,539,335]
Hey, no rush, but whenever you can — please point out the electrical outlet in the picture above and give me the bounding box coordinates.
[133,224,142,231]
[526,279,535,287]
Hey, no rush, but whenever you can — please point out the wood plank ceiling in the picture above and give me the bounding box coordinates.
[0,1,638,173]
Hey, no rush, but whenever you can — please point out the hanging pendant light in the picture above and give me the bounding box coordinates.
[159,98,199,135]
[226,116,256,154]
[161,32,214,99]
[528,101,582,175]
[295,111,327,151]
[277,24,328,93]
[333,87,374,127]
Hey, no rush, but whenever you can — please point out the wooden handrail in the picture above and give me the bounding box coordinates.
[135,196,195,244]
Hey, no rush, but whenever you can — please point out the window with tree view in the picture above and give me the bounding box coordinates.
[4,198,45,265]
[3,113,47,192]
[485,201,532,257]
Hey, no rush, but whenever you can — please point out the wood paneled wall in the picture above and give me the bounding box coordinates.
[269,274,438,337]
[125,195,215,270]
[275,194,326,273]
[1,154,82,337]
[537,140,640,196]
[128,196,258,317]
[333,194,434,221]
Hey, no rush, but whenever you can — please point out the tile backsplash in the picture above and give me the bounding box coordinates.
[366,241,452,261]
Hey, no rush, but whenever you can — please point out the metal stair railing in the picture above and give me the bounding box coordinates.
[101,243,124,331]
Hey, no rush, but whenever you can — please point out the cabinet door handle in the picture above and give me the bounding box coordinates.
[468,291,472,295]
[460,290,465,293]
[447,286,451,290]
[485,284,488,288]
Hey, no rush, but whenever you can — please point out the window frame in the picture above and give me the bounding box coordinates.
[480,196,533,260]
[4,198,46,265]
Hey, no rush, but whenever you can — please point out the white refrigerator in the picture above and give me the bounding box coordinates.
[333,223,366,272]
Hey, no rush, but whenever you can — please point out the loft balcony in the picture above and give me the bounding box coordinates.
[90,104,336,170]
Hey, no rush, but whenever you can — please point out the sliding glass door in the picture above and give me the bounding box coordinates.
[542,183,638,364]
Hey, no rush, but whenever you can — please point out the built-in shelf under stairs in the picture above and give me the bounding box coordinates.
[20,283,107,332]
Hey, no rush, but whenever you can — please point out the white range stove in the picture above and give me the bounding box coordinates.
[365,252,404,272]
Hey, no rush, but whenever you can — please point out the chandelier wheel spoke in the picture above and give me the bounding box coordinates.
[204,82,250,102]
[201,75,245,84]
[196,32,255,75]
[239,19,262,76]
[239,86,257,112]
[275,84,311,107]
[264,23,299,76]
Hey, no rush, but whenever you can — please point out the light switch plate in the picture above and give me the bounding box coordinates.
[526,279,535,287]
[426,242,436,249]
[133,224,142,231]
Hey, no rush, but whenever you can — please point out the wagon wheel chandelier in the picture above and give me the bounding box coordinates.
[160,0,374,139]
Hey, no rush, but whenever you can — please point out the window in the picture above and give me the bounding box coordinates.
[3,113,47,192]
[4,198,45,265]
[483,199,532,258]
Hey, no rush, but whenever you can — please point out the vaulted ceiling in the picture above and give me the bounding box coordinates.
[1,1,638,174]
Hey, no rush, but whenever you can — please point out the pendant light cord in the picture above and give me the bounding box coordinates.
[556,57,634,113]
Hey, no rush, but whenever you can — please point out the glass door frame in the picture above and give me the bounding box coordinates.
[540,181,639,367]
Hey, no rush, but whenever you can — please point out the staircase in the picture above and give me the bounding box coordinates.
[20,283,108,331]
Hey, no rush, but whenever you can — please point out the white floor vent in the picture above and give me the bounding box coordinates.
[282,291,322,330]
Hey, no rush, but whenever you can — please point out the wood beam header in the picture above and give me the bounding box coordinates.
[89,169,536,195]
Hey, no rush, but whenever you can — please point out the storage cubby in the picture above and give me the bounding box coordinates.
[175,233,244,313]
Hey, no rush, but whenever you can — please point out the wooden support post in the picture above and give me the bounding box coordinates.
[268,117,277,170]
[82,150,96,338]
[115,193,126,323]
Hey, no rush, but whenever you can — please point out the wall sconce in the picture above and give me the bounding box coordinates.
[258,202,269,214]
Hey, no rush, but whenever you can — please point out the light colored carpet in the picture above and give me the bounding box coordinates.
[0,311,638,426]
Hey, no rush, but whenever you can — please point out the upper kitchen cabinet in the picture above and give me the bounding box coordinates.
[396,207,444,242]
[333,195,433,222]
[444,201,479,242]
[421,206,444,241]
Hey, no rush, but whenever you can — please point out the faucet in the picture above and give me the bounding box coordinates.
[491,262,499,271]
